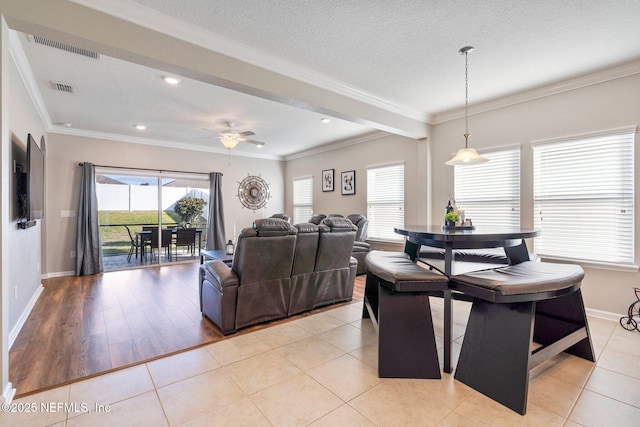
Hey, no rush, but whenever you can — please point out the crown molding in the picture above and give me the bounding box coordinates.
[431,59,640,124]
[284,130,389,161]
[48,125,284,161]
[8,30,52,129]
[9,25,281,161]
[70,0,427,123]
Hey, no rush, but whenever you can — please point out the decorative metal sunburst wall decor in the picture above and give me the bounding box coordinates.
[237,174,270,211]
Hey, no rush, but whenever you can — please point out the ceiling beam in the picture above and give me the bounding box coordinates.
[0,0,428,139]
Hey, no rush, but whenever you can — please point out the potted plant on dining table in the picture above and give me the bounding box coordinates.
[444,211,458,227]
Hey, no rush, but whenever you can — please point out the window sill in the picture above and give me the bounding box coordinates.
[538,255,639,273]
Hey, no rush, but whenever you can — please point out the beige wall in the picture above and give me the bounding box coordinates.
[430,73,640,315]
[46,134,285,275]
[7,52,46,331]
[284,133,430,236]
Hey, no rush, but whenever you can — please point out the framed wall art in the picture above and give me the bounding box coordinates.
[341,170,355,195]
[322,169,334,192]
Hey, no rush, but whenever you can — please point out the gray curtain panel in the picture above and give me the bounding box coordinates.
[206,172,226,250]
[75,162,103,276]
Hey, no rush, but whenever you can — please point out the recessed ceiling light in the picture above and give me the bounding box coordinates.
[163,76,180,85]
[134,124,146,130]
[320,118,331,124]
[256,143,264,148]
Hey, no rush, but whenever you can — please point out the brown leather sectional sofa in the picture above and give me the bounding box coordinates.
[199,217,358,335]
[309,213,371,275]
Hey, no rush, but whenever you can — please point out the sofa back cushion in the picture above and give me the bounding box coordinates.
[315,217,357,271]
[308,214,326,225]
[232,218,297,284]
[292,222,320,275]
[347,214,369,242]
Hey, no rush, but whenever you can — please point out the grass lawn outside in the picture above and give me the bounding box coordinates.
[99,210,206,255]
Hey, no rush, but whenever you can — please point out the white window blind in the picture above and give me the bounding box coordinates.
[533,128,635,265]
[454,148,520,227]
[292,177,313,225]
[367,163,404,242]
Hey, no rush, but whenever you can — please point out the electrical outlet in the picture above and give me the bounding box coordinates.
[70,250,76,258]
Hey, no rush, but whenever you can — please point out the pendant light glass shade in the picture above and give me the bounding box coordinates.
[445,146,488,165]
[446,46,488,166]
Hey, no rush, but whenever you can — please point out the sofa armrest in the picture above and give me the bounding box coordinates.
[204,260,239,289]
[353,241,371,251]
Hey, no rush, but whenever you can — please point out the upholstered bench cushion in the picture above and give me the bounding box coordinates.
[450,261,584,302]
[419,246,509,263]
[366,251,448,293]
[419,246,536,265]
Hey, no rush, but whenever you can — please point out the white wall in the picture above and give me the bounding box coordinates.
[45,134,285,275]
[430,73,640,315]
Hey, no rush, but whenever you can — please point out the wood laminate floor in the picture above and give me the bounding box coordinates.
[9,262,365,397]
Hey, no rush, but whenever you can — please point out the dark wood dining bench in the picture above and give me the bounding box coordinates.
[363,250,449,379]
[448,260,595,415]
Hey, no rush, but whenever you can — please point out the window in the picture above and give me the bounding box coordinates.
[532,127,635,265]
[292,176,313,224]
[454,148,520,227]
[367,163,404,242]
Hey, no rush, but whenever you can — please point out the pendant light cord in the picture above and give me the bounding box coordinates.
[464,49,469,148]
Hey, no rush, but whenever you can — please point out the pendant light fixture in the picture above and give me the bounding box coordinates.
[446,46,488,166]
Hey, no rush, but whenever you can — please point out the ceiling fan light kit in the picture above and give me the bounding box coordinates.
[215,121,266,151]
[220,135,240,150]
[446,46,488,166]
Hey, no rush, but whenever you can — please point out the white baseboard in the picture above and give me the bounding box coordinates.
[585,307,623,322]
[9,284,44,349]
[2,381,15,404]
[43,270,75,279]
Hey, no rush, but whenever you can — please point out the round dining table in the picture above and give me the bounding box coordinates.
[394,225,540,373]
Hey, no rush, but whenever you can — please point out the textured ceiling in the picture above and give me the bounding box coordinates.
[12,0,640,158]
[127,0,640,115]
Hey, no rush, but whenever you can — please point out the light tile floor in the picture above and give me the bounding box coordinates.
[2,299,640,427]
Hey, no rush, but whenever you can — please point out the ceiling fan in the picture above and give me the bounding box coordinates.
[203,121,266,150]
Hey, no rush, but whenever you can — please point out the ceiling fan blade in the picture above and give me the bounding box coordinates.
[237,131,255,137]
[200,127,217,133]
[242,139,266,147]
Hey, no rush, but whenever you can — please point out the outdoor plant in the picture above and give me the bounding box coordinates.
[174,196,206,226]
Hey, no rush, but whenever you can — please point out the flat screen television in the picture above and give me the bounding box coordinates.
[28,134,45,220]
[18,134,45,228]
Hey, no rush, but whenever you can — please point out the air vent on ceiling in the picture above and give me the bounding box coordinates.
[50,81,75,93]
[28,34,100,60]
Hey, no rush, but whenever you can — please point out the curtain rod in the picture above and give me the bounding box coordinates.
[77,163,218,176]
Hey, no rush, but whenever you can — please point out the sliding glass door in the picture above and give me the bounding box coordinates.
[95,168,209,271]
[161,177,210,262]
